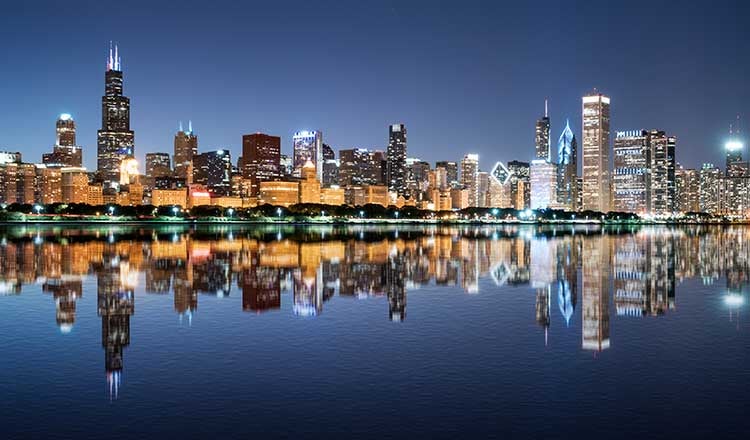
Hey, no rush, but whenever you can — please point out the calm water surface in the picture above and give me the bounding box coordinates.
[0,224,748,439]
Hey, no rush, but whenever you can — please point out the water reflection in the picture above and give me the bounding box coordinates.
[0,224,748,399]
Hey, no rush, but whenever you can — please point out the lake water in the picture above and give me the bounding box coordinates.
[0,224,748,439]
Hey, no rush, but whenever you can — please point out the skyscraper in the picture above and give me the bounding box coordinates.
[43,114,83,167]
[556,119,578,210]
[508,160,530,210]
[699,163,722,214]
[97,43,134,192]
[145,153,171,178]
[339,148,380,187]
[582,92,611,212]
[648,130,676,216]
[293,130,323,180]
[387,123,407,196]
[530,159,557,209]
[242,133,280,196]
[613,130,649,214]
[174,121,198,181]
[675,165,700,213]
[193,149,232,196]
[460,154,479,207]
[535,99,551,161]
[435,161,459,187]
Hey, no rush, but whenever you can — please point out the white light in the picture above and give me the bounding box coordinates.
[59,113,72,121]
[726,141,743,152]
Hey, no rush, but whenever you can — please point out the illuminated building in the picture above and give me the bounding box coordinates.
[345,185,389,207]
[460,154,479,207]
[322,159,339,187]
[386,123,407,196]
[724,130,748,216]
[0,162,36,204]
[450,187,469,210]
[675,166,700,213]
[507,160,530,209]
[293,130,323,179]
[242,133,280,196]
[477,171,490,207]
[489,161,513,208]
[119,156,139,186]
[613,129,649,214]
[42,114,83,167]
[649,130,676,216]
[173,121,198,181]
[435,161,458,187]
[97,43,135,192]
[145,153,171,178]
[259,180,299,207]
[535,99,551,161]
[699,163,721,214]
[87,184,104,205]
[35,165,62,204]
[151,188,188,207]
[428,167,448,191]
[193,149,232,196]
[339,148,380,187]
[582,92,611,212]
[211,196,243,208]
[556,119,578,210]
[188,185,211,207]
[529,159,557,209]
[299,160,321,204]
[320,186,345,205]
[279,154,293,177]
[406,158,430,200]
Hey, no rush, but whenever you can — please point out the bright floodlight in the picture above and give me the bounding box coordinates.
[725,140,743,151]
[59,113,72,121]
[724,294,744,307]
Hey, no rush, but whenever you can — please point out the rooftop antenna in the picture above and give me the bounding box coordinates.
[188,120,193,133]
[544,98,548,118]
[179,121,183,132]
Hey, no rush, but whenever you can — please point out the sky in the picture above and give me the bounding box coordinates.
[0,0,748,172]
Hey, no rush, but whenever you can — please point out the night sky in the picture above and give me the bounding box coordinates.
[0,0,747,171]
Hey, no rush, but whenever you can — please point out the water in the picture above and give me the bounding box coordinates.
[0,224,748,439]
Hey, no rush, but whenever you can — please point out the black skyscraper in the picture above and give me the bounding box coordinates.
[97,43,134,192]
[387,123,407,196]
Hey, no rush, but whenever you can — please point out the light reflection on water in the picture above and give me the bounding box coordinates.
[0,224,747,438]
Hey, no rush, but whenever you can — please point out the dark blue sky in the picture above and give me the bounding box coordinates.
[0,0,747,171]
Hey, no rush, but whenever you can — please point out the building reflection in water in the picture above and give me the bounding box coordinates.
[3,224,750,396]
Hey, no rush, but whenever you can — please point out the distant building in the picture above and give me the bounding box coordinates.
[145,153,171,178]
[151,188,187,207]
[279,154,293,178]
[35,165,62,204]
[322,159,339,187]
[259,181,299,207]
[675,165,700,213]
[61,167,90,204]
[299,161,321,204]
[339,148,380,187]
[530,159,557,209]
[43,114,83,167]
[97,44,134,191]
[293,130,323,179]
[648,130,676,216]
[435,161,459,187]
[461,154,479,207]
[193,150,232,196]
[699,163,721,214]
[535,100,551,161]
[386,123,407,196]
[242,133,280,196]
[508,160,530,210]
[613,130,649,214]
[582,92,611,212]
[174,121,198,181]
[556,119,578,211]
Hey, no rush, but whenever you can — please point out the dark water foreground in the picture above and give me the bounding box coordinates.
[0,224,748,439]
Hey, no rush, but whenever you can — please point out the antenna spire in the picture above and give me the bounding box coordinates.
[188,120,193,133]
[544,99,548,118]
[107,41,113,71]
[179,121,183,132]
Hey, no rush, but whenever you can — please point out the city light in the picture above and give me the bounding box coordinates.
[724,294,744,307]
[725,140,743,151]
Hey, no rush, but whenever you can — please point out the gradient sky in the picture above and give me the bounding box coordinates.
[0,0,747,171]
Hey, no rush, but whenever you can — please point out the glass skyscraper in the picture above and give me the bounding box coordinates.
[556,119,578,210]
[293,130,323,180]
[387,123,407,196]
[582,92,610,213]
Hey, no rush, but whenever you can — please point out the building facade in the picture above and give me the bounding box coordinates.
[613,130,649,214]
[242,133,281,196]
[173,122,198,181]
[293,130,323,180]
[582,92,611,212]
[386,124,407,196]
[556,119,578,211]
[460,154,480,207]
[193,150,232,196]
[43,114,83,167]
[535,100,550,161]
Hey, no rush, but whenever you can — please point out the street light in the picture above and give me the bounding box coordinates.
[227,208,234,217]
[108,206,115,216]
[359,210,365,219]
[277,208,283,219]
[395,211,399,219]
[33,204,43,215]
[172,206,179,216]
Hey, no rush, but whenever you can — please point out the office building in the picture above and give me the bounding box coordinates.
[145,153,171,178]
[435,161,459,187]
[675,166,700,213]
[508,160,530,210]
[461,154,480,207]
[535,100,551,161]
[582,92,611,212]
[242,133,281,196]
[530,159,557,209]
[613,130,649,214]
[293,130,323,179]
[193,150,232,196]
[339,148,380,187]
[173,121,198,181]
[43,114,83,167]
[97,44,135,191]
[386,123,407,196]
[556,119,578,210]
[699,163,722,214]
[648,130,676,216]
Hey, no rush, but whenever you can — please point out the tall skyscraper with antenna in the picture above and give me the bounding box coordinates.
[97,42,135,192]
[174,120,198,182]
[535,100,551,161]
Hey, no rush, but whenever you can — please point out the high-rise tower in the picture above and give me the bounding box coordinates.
[387,123,407,196]
[582,92,611,212]
[43,114,83,167]
[556,119,578,210]
[97,43,134,192]
[535,100,551,161]
[174,121,198,181]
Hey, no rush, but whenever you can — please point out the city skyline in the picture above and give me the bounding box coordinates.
[1,1,747,172]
